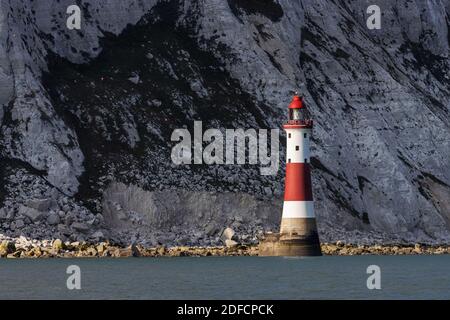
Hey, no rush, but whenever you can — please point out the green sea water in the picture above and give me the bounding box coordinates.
[0,255,449,299]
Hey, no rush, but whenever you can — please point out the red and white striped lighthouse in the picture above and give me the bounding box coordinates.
[259,94,321,256]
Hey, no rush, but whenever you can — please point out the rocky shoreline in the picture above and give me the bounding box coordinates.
[320,242,450,256]
[1,238,449,258]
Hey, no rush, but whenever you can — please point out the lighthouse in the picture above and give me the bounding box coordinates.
[259,94,322,256]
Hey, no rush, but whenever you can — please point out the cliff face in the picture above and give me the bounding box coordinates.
[0,0,449,245]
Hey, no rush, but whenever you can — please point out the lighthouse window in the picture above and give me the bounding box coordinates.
[295,146,299,151]
[288,133,291,138]
[304,133,307,138]
[288,159,291,163]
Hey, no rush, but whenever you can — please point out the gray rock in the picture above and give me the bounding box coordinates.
[205,223,219,236]
[128,74,140,84]
[25,198,57,212]
[57,224,71,236]
[71,222,90,233]
[95,214,105,223]
[46,213,60,225]
[90,230,105,240]
[151,99,162,107]
[64,214,75,226]
[0,208,6,221]
[5,209,15,221]
[76,235,86,242]
[15,219,25,229]
[231,221,242,228]
[18,205,45,222]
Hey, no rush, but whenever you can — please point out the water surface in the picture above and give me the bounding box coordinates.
[0,256,449,299]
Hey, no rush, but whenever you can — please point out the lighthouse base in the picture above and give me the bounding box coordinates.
[258,233,322,257]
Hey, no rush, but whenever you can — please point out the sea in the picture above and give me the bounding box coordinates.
[0,255,449,299]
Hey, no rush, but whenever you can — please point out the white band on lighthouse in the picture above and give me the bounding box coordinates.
[282,201,315,218]
[285,128,311,163]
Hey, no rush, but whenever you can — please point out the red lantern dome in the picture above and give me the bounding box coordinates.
[288,95,303,109]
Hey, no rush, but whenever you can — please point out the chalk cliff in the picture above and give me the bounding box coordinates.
[0,0,449,245]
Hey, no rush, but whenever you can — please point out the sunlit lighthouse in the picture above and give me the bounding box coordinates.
[259,94,322,256]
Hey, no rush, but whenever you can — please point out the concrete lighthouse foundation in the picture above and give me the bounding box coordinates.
[259,224,322,257]
[259,94,322,257]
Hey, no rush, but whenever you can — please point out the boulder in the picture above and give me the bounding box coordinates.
[156,246,166,255]
[90,231,105,240]
[96,243,107,255]
[57,224,71,235]
[85,247,98,256]
[0,240,16,257]
[52,239,65,251]
[177,236,190,245]
[205,223,219,236]
[15,219,25,229]
[128,74,140,84]
[131,243,141,257]
[25,198,57,212]
[5,209,15,220]
[67,241,80,250]
[64,214,75,226]
[7,251,21,258]
[71,222,90,233]
[19,205,45,222]
[46,213,60,225]
[16,235,30,246]
[414,243,422,254]
[31,247,42,257]
[112,247,133,257]
[225,239,238,248]
[336,240,345,247]
[0,208,7,221]
[221,227,235,242]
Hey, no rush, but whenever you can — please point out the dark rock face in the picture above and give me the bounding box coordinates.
[0,0,449,245]
[42,4,277,212]
[227,0,284,22]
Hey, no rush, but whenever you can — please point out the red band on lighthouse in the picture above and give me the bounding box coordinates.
[284,163,313,201]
